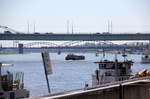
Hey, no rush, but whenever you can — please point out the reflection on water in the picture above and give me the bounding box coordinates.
[0,53,150,96]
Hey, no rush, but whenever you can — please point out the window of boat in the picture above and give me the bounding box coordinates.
[99,64,105,69]
[105,71,112,76]
[103,63,114,69]
[118,63,123,69]
[128,65,131,69]
[99,64,102,69]
[112,64,116,69]
[118,78,122,81]
[108,64,114,69]
[99,63,114,69]
[99,64,104,69]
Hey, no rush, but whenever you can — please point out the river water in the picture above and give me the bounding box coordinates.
[0,53,150,96]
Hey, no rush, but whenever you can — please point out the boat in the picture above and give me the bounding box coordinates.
[141,54,150,63]
[0,62,29,99]
[65,54,85,60]
[92,59,133,86]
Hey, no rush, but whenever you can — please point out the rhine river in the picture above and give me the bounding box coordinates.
[0,53,150,96]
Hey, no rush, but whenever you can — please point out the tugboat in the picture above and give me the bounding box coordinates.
[65,54,85,60]
[141,49,150,63]
[92,55,133,86]
[141,54,150,63]
[0,62,29,99]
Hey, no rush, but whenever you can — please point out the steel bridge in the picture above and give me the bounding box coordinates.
[0,33,150,41]
[0,25,150,53]
[0,45,147,53]
[22,41,115,48]
[0,40,148,53]
[0,46,145,53]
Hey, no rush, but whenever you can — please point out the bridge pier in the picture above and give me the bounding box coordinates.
[18,43,23,54]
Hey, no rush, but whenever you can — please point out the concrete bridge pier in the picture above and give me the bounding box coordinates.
[18,43,23,54]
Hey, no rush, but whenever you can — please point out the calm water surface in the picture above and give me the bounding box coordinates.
[0,53,150,96]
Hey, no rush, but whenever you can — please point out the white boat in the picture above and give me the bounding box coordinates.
[92,59,133,86]
[2,63,13,67]
[141,55,150,63]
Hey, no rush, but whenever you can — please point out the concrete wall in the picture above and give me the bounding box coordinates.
[47,83,150,99]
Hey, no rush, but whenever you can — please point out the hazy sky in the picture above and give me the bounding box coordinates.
[0,0,150,33]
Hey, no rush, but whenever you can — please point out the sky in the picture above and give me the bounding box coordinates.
[0,0,150,33]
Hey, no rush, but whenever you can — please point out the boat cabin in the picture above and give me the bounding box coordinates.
[92,60,133,85]
[0,62,29,99]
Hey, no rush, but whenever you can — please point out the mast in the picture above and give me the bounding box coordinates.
[72,23,74,34]
[107,20,110,33]
[67,20,69,34]
[33,22,36,33]
[27,20,30,33]
[110,21,113,33]
[103,49,105,58]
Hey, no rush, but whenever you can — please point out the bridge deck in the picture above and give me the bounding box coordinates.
[0,33,150,41]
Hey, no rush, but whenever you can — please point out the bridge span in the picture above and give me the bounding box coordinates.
[0,33,150,41]
[0,45,147,53]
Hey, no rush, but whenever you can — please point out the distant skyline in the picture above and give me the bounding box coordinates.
[0,0,150,33]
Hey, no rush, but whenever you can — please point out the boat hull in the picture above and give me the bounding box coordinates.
[0,89,29,99]
[141,57,150,63]
[65,55,85,60]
